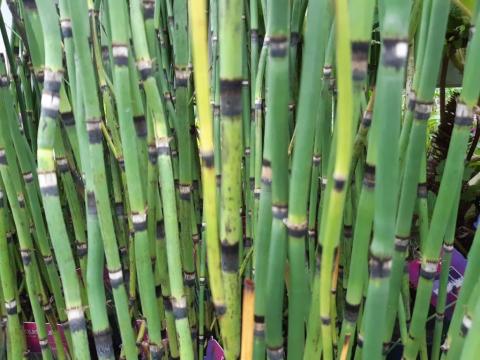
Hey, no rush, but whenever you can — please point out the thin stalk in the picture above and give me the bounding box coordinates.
[218,0,244,357]
[318,0,354,357]
[361,0,411,358]
[405,8,480,358]
[285,0,331,357]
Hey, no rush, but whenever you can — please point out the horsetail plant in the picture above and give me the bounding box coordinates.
[0,0,479,359]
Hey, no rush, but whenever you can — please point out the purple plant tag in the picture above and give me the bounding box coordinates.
[409,248,467,319]
[205,338,225,360]
[24,322,68,354]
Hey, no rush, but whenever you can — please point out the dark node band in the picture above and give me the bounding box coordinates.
[43,255,53,265]
[214,304,227,316]
[417,182,428,198]
[254,315,265,324]
[261,159,272,185]
[184,271,196,287]
[254,315,265,337]
[93,329,114,358]
[57,158,69,173]
[21,249,32,265]
[179,184,191,200]
[156,138,171,155]
[148,145,157,164]
[133,115,147,138]
[460,316,472,337]
[213,103,221,116]
[357,334,364,347]
[394,235,409,252]
[192,233,200,244]
[382,38,408,69]
[112,45,129,66]
[41,104,59,119]
[172,298,188,319]
[201,151,215,168]
[407,92,416,111]
[43,71,62,94]
[109,269,124,289]
[363,163,376,188]
[369,255,392,278]
[272,204,288,220]
[17,194,25,208]
[115,202,125,217]
[351,41,369,81]
[362,111,372,127]
[76,242,88,257]
[344,225,353,238]
[139,63,153,82]
[0,149,6,165]
[87,120,102,144]
[0,75,8,88]
[344,302,360,323]
[220,79,243,116]
[455,102,473,127]
[284,219,307,238]
[323,65,332,79]
[333,177,346,191]
[132,213,147,232]
[150,345,163,360]
[143,0,155,19]
[414,101,433,121]
[39,338,49,349]
[61,111,75,126]
[251,29,259,43]
[156,221,165,239]
[87,191,97,215]
[221,242,239,273]
[118,157,126,171]
[443,243,454,253]
[69,316,87,333]
[419,261,438,280]
[269,35,288,57]
[60,19,72,38]
[267,346,284,360]
[175,68,189,87]
[5,300,17,315]
[36,70,45,84]
[321,316,331,325]
[163,296,172,311]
